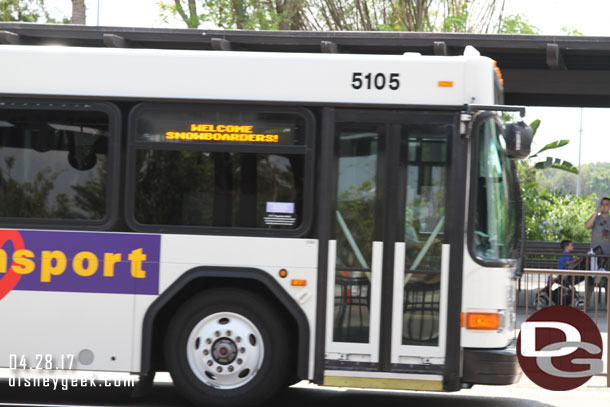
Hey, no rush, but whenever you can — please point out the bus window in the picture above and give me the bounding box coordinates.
[473,117,517,261]
[402,130,449,271]
[134,151,303,229]
[131,104,310,231]
[399,124,450,347]
[332,126,381,343]
[0,108,110,220]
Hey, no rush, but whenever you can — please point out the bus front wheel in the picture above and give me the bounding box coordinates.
[165,288,291,407]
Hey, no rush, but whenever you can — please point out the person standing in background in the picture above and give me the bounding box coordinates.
[584,197,610,301]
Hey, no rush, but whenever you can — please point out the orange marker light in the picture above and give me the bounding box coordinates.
[460,312,465,327]
[466,313,500,330]
[291,279,307,287]
[438,81,454,88]
[279,269,288,278]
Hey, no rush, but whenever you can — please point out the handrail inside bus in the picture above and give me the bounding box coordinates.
[335,210,369,270]
[410,216,445,271]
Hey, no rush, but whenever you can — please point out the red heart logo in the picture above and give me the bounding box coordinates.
[0,230,25,301]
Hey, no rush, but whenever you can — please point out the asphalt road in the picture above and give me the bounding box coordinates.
[0,378,608,407]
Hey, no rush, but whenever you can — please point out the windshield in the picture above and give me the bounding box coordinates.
[472,116,518,261]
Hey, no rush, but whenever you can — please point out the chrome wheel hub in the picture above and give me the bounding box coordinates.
[186,312,264,389]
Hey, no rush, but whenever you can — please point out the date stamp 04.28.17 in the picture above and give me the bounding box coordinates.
[10,354,75,371]
[7,354,136,390]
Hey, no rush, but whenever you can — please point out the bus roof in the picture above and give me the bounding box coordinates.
[0,43,498,106]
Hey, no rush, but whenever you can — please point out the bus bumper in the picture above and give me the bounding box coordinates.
[462,340,522,385]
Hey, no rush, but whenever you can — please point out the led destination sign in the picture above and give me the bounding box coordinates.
[135,107,306,146]
[165,123,280,143]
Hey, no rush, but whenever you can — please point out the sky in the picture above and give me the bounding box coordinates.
[42,0,610,165]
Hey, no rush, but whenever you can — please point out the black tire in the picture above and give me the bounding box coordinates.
[165,288,291,407]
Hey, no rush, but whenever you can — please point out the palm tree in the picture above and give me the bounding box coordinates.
[71,0,85,24]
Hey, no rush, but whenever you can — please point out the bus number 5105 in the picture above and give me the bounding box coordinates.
[352,72,400,90]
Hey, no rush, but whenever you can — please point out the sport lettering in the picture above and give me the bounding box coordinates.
[13,250,35,275]
[0,229,160,296]
[0,248,148,282]
[41,250,67,282]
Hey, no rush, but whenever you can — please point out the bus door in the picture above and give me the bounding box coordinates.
[321,109,464,389]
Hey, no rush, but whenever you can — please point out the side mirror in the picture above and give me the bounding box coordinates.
[503,121,533,160]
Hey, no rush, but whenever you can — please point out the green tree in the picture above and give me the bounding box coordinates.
[511,118,589,242]
[160,0,307,30]
[583,162,610,198]
[523,189,595,242]
[515,118,577,203]
[560,25,583,36]
[498,13,538,34]
[537,166,576,195]
[536,162,610,198]
[0,0,50,22]
[159,0,515,32]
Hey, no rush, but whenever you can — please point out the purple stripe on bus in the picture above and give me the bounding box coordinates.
[6,230,160,295]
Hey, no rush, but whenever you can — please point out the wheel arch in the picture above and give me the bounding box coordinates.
[141,266,310,379]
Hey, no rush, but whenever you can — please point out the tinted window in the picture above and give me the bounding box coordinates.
[0,109,109,220]
[332,125,381,343]
[398,125,450,347]
[135,150,303,229]
[473,117,517,260]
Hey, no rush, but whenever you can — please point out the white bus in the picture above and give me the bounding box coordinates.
[0,27,527,407]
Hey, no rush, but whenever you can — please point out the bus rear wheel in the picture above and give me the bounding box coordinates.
[165,288,291,407]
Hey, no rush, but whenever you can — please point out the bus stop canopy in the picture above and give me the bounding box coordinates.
[1,22,610,107]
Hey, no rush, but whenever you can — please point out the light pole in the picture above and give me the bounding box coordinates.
[576,107,583,196]
[97,0,101,26]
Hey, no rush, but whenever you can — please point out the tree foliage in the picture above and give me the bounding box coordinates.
[0,155,106,220]
[512,117,593,243]
[497,13,538,34]
[523,187,595,243]
[560,25,583,36]
[538,162,610,199]
[0,0,49,22]
[159,0,538,33]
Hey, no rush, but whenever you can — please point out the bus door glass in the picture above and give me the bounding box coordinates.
[391,124,451,363]
[324,110,456,369]
[325,123,385,362]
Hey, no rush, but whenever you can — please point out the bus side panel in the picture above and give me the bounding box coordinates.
[461,247,516,348]
[132,234,318,378]
[0,228,159,373]
[0,291,135,372]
